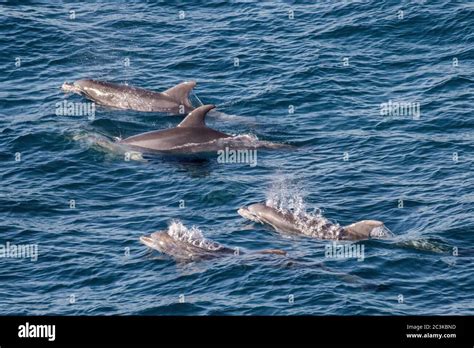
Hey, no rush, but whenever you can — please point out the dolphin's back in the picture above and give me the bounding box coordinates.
[72,79,195,113]
[120,104,230,152]
[143,230,234,261]
[260,206,303,234]
[120,127,229,152]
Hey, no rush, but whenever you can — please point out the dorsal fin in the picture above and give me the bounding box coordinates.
[163,81,196,108]
[343,220,385,239]
[178,104,216,128]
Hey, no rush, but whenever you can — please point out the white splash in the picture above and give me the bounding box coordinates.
[265,177,343,239]
[72,130,145,162]
[167,220,223,251]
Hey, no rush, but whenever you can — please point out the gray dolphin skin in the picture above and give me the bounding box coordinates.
[61,79,196,113]
[238,202,393,241]
[119,104,227,153]
[120,104,288,154]
[140,229,286,261]
[140,230,235,261]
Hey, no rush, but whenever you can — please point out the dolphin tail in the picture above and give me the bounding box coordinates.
[256,249,287,256]
[163,81,196,109]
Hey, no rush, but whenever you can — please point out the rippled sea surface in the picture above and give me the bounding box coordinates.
[1,1,473,315]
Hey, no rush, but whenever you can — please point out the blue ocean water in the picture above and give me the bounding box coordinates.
[0,1,473,315]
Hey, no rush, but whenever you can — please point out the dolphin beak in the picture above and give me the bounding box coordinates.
[140,236,155,249]
[61,82,79,93]
[238,206,261,223]
[238,206,249,218]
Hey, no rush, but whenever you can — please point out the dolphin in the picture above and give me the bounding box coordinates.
[61,79,196,113]
[140,224,286,262]
[238,202,393,241]
[119,104,287,154]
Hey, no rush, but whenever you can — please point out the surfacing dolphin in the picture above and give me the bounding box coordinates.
[61,79,196,113]
[119,104,288,154]
[238,202,393,241]
[140,221,286,262]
